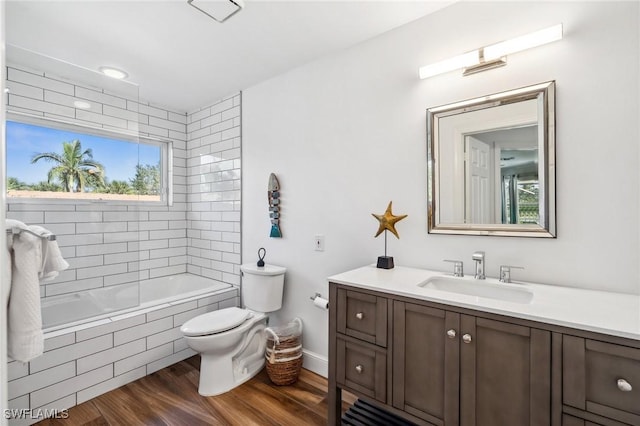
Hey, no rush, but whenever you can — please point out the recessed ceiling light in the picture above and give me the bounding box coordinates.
[73,100,91,109]
[99,66,128,80]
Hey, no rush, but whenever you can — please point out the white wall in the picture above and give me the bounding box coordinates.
[242,1,640,373]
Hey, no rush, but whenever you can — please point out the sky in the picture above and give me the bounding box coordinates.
[7,121,160,185]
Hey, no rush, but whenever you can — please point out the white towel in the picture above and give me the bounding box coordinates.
[30,225,69,281]
[3,234,12,312]
[6,220,68,362]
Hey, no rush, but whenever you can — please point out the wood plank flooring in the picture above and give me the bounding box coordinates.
[36,356,355,426]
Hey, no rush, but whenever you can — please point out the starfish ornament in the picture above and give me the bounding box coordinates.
[372,201,408,239]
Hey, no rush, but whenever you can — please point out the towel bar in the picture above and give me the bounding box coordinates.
[6,228,56,241]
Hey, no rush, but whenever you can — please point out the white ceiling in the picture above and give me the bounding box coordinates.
[6,0,452,113]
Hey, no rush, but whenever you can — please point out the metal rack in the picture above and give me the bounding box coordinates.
[6,228,56,241]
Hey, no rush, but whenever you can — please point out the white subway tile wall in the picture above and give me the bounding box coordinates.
[5,65,243,298]
[5,65,243,423]
[186,94,242,286]
[7,288,238,425]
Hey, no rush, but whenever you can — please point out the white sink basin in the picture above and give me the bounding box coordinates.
[418,276,534,304]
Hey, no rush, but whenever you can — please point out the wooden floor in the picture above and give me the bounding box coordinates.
[36,356,354,425]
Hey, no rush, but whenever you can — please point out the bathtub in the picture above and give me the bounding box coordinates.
[42,273,232,330]
[10,273,239,424]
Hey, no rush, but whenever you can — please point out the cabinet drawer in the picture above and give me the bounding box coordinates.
[336,336,386,403]
[562,414,604,426]
[564,336,640,425]
[337,288,387,347]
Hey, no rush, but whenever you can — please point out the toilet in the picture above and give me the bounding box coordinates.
[180,263,286,396]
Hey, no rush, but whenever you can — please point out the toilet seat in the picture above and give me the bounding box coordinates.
[181,307,251,337]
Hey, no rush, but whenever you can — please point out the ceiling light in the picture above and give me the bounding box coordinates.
[73,100,91,109]
[187,0,244,23]
[419,24,563,79]
[99,66,128,80]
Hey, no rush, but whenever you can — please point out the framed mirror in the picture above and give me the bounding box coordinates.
[427,81,556,237]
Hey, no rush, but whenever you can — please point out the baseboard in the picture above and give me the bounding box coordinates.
[302,348,328,378]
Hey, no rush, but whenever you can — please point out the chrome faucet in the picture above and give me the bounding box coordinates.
[499,265,524,283]
[472,251,485,280]
[443,259,464,277]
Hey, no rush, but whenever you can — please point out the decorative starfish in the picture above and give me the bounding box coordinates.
[372,201,408,239]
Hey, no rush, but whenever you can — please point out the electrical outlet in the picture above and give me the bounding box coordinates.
[314,235,325,251]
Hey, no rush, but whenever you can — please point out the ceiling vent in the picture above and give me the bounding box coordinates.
[187,0,244,23]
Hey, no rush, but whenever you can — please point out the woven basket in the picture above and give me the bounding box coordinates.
[265,330,303,385]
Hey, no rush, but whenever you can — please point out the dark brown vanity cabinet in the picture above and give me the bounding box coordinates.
[328,282,640,426]
[329,284,552,426]
[392,301,551,426]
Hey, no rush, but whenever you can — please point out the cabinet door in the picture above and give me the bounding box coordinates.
[392,301,460,425]
[460,315,551,426]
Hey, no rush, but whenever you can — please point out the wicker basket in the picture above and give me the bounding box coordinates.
[264,318,303,385]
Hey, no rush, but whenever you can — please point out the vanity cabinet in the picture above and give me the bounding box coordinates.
[329,285,552,425]
[329,281,640,426]
[391,300,551,426]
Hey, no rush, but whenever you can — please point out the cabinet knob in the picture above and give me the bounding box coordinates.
[447,329,457,339]
[355,365,363,374]
[355,312,364,320]
[617,378,633,392]
[462,334,472,344]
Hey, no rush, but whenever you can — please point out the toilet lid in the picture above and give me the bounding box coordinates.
[181,307,251,337]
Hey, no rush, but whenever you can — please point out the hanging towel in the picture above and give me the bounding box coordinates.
[5,220,67,362]
[3,233,12,311]
[29,225,69,281]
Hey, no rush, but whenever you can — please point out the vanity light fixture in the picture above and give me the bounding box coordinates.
[187,0,244,23]
[419,23,563,79]
[99,66,128,80]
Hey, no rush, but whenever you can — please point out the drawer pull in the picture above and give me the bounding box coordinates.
[447,329,457,339]
[462,334,472,344]
[617,378,633,392]
[355,312,364,320]
[355,365,363,374]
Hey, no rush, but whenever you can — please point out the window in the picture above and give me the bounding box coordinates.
[6,117,172,204]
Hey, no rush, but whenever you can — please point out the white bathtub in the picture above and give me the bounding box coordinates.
[41,273,232,330]
[10,273,238,422]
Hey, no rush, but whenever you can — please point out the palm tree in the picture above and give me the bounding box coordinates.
[31,140,105,192]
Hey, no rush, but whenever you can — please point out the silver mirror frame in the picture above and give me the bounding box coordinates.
[427,81,556,238]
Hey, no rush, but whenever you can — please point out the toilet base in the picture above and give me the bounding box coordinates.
[196,321,267,396]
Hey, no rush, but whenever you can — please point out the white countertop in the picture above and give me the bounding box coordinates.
[328,265,640,341]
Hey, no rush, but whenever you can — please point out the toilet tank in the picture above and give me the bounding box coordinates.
[240,263,286,312]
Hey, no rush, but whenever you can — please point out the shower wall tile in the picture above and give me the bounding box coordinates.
[6,67,243,423]
[30,364,113,408]
[6,65,192,299]
[186,101,242,280]
[76,338,146,374]
[146,347,196,375]
[29,334,113,374]
[76,365,146,405]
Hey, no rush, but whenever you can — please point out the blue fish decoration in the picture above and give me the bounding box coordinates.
[268,173,282,238]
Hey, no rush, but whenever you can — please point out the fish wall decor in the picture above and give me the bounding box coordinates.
[268,173,282,238]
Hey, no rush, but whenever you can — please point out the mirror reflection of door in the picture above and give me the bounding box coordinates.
[465,125,538,225]
[465,136,493,223]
